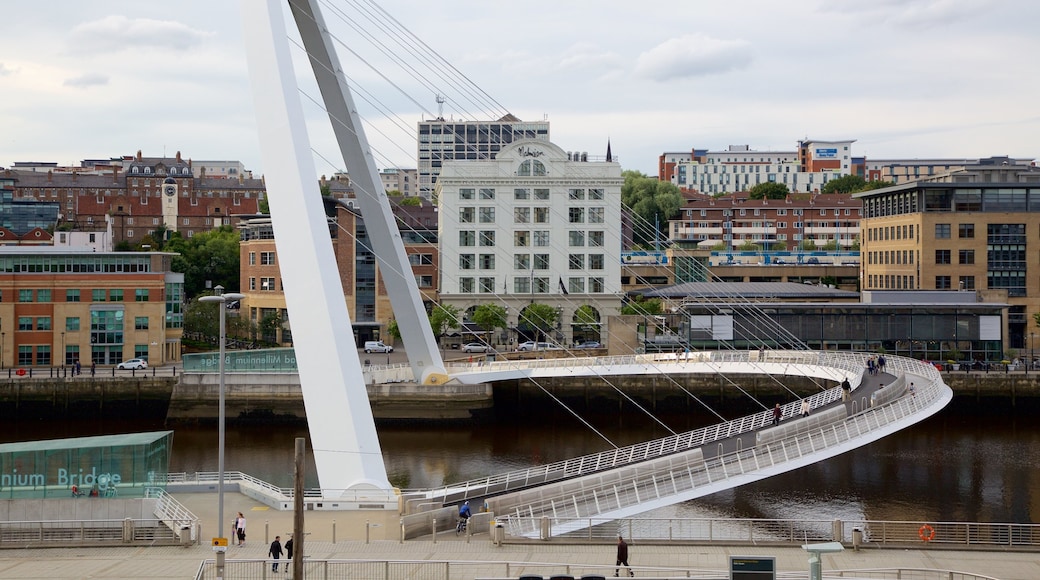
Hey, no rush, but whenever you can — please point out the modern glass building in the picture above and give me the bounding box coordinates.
[0,431,172,499]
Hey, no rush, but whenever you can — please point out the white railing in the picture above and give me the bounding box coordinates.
[163,471,399,506]
[146,487,200,541]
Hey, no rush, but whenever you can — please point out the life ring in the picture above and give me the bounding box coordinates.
[15,368,26,377]
[918,523,935,542]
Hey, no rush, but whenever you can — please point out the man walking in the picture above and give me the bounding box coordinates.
[268,535,283,572]
[841,377,851,401]
[284,536,293,573]
[615,534,632,577]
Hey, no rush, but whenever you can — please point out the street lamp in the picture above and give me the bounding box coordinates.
[198,285,245,575]
[61,332,66,373]
[1031,332,1036,374]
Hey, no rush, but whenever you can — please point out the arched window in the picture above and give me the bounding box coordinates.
[517,160,546,176]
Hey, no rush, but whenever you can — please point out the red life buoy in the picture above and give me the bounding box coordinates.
[15,368,26,376]
[918,523,935,542]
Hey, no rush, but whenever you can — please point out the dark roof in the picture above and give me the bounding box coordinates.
[641,281,859,300]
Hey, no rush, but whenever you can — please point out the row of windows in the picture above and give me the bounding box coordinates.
[247,277,280,291]
[15,316,149,331]
[457,277,606,294]
[247,252,277,266]
[0,256,153,274]
[458,230,607,248]
[868,224,915,242]
[12,288,150,303]
[459,188,608,201]
[457,253,607,271]
[16,344,152,366]
[867,250,916,266]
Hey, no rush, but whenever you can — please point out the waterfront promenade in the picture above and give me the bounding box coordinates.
[0,490,1036,579]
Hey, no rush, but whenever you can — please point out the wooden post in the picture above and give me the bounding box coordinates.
[293,437,305,579]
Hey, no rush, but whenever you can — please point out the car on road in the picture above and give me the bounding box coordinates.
[575,341,602,349]
[806,257,820,265]
[461,343,489,353]
[363,340,393,353]
[117,358,148,370]
[517,341,560,351]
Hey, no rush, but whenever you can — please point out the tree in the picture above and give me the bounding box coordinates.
[397,196,420,207]
[738,239,760,251]
[519,303,558,342]
[621,170,683,249]
[429,304,461,340]
[573,305,601,341]
[857,180,895,192]
[168,225,241,299]
[822,175,867,194]
[748,182,789,200]
[621,296,663,316]
[470,303,507,345]
[386,319,401,345]
[259,312,282,344]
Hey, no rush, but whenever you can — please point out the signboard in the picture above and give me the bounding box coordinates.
[815,148,838,159]
[730,556,776,580]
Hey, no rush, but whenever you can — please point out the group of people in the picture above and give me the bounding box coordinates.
[267,534,295,572]
[866,355,886,375]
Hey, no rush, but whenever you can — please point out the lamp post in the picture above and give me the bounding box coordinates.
[198,285,245,577]
[2,330,6,369]
[61,332,66,374]
[1031,332,1036,374]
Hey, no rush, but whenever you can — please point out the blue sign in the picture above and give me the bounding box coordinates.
[815,148,837,159]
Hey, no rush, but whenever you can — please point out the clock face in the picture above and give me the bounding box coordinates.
[165,186,176,196]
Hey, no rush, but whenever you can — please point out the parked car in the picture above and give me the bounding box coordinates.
[461,343,488,353]
[363,340,393,353]
[117,358,148,370]
[517,341,560,351]
[806,257,820,265]
[575,341,602,349]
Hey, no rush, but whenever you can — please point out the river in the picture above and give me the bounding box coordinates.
[2,397,1036,524]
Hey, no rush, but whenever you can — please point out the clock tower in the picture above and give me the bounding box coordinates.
[161,177,179,232]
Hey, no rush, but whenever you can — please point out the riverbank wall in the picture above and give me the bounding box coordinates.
[0,370,1036,422]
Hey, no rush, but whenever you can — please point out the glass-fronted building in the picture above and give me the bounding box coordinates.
[0,431,172,499]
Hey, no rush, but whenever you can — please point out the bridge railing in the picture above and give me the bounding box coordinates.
[498,356,945,535]
[422,350,866,504]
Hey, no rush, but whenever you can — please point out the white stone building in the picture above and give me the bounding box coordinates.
[436,139,623,346]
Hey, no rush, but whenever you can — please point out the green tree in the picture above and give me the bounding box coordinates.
[857,180,895,192]
[471,303,507,345]
[748,182,789,200]
[168,225,241,299]
[799,238,818,251]
[259,312,282,343]
[397,196,420,206]
[738,239,760,251]
[621,170,683,249]
[519,303,558,342]
[258,193,270,214]
[822,175,867,194]
[429,304,461,340]
[386,318,401,345]
[621,296,663,316]
[821,239,839,251]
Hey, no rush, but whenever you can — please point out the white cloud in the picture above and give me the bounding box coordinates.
[68,15,213,53]
[634,34,752,82]
[63,73,109,88]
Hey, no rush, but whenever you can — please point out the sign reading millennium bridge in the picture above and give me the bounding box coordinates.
[183,348,299,373]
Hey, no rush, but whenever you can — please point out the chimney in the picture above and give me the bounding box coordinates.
[175,151,182,163]
[47,170,53,183]
[136,150,142,161]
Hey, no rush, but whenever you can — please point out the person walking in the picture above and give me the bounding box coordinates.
[800,399,811,417]
[268,535,283,572]
[90,361,96,376]
[615,534,632,577]
[878,355,886,373]
[771,403,782,426]
[841,377,851,401]
[234,512,247,546]
[284,536,293,572]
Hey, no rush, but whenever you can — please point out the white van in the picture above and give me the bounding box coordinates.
[363,340,393,353]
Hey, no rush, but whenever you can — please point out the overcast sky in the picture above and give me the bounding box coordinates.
[2,0,1038,178]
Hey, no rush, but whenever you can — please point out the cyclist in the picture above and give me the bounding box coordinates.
[456,501,472,534]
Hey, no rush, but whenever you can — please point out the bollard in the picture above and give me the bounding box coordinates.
[852,528,862,551]
[332,519,336,544]
[265,520,269,544]
[432,518,437,543]
[366,519,370,544]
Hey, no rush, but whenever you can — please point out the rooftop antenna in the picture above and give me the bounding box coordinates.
[435,94,445,120]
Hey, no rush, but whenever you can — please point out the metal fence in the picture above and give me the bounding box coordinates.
[0,518,179,546]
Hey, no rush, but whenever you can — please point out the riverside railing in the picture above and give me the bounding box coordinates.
[0,518,180,545]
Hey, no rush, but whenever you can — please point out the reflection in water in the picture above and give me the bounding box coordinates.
[0,400,1035,523]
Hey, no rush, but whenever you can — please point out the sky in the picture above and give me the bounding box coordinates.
[2,0,1039,178]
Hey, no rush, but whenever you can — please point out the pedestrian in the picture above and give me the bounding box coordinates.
[235,512,247,546]
[615,534,632,577]
[268,535,283,572]
[878,355,886,373]
[909,382,916,397]
[90,361,96,376]
[284,536,293,572]
[800,399,810,417]
[841,377,851,401]
[866,358,875,376]
[771,403,781,426]
[74,360,81,375]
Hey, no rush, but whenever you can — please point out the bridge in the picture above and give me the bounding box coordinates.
[237,0,954,539]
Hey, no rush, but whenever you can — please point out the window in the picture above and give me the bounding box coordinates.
[408,254,433,266]
[260,277,276,291]
[66,317,80,331]
[479,188,495,200]
[514,254,530,270]
[958,223,975,238]
[18,346,32,367]
[36,346,51,366]
[959,276,975,290]
[589,188,604,200]
[459,188,475,200]
[66,289,80,302]
[533,277,550,293]
[249,252,256,265]
[534,231,549,246]
[514,207,530,223]
[568,277,585,293]
[18,317,32,331]
[249,277,256,291]
[568,188,585,200]
[935,250,951,264]
[415,275,433,288]
[109,289,124,302]
[92,289,106,302]
[534,188,549,200]
[514,231,529,247]
[534,254,550,269]
[135,316,149,330]
[65,345,80,366]
[459,278,475,293]
[479,231,495,246]
[35,317,51,331]
[478,207,495,223]
[514,188,530,200]
[568,208,585,223]
[459,254,474,270]
[569,231,585,246]
[959,249,974,265]
[514,277,531,293]
[589,254,604,270]
[569,254,585,269]
[135,344,149,359]
[478,277,495,293]
[589,277,605,293]
[135,289,149,302]
[37,290,51,302]
[935,224,951,239]
[479,254,495,269]
[260,252,276,265]
[588,208,604,223]
[588,231,604,247]
[534,208,550,223]
[459,207,475,223]
[459,231,476,246]
[18,289,33,303]
[935,275,952,289]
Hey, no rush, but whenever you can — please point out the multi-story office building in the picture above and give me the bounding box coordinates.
[237,197,439,346]
[864,156,1034,185]
[0,247,184,367]
[417,115,549,199]
[856,160,1040,350]
[4,151,264,247]
[436,139,622,346]
[661,140,858,195]
[669,193,862,252]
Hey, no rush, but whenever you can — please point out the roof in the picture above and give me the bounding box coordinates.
[640,281,860,300]
[0,431,173,454]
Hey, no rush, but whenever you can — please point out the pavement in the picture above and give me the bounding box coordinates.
[0,490,1037,579]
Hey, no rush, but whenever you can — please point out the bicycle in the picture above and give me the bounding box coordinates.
[456,516,468,535]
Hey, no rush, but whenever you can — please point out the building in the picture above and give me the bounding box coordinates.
[378,168,417,197]
[856,160,1040,351]
[0,176,59,242]
[661,140,858,195]
[864,156,1034,185]
[417,114,550,199]
[4,151,264,247]
[0,247,184,367]
[237,196,439,346]
[436,139,623,346]
[669,193,862,252]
